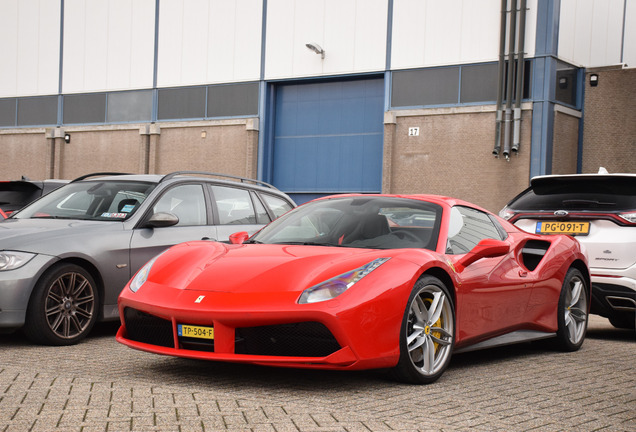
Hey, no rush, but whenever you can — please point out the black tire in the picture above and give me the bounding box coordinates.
[554,268,588,352]
[23,263,99,346]
[391,276,455,384]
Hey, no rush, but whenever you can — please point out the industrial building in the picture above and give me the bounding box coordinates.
[0,0,634,211]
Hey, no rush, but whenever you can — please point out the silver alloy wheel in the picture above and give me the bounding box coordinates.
[44,271,96,340]
[406,284,454,377]
[563,273,587,345]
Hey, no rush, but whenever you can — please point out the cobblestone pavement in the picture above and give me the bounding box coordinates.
[0,315,634,432]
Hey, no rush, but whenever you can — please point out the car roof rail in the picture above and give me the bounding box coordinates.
[160,171,279,190]
[71,172,133,183]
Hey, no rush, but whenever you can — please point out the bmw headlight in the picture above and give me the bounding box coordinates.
[0,251,36,271]
[298,258,390,304]
[129,252,164,293]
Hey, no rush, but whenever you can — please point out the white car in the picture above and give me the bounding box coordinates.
[500,170,636,330]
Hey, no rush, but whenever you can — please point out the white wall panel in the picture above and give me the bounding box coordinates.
[0,0,60,97]
[625,0,636,68]
[63,0,154,93]
[558,0,626,67]
[264,0,387,80]
[392,0,536,70]
[157,0,262,87]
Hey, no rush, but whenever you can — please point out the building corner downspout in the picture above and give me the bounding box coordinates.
[493,0,508,158]
[512,0,527,155]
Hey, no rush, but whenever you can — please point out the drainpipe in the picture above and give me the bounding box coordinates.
[512,0,527,154]
[502,0,517,161]
[493,0,508,158]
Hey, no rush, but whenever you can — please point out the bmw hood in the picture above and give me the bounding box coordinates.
[0,218,124,253]
[143,241,410,295]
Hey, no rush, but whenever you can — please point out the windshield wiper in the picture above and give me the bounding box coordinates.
[270,241,346,247]
[562,199,616,208]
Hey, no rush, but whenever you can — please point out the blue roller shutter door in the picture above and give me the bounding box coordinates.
[272,78,384,203]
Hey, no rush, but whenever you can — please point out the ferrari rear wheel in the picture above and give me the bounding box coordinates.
[391,276,455,384]
[23,263,99,346]
[555,268,588,351]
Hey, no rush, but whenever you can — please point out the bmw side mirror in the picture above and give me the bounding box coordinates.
[144,212,179,228]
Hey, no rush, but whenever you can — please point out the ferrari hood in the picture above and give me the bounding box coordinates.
[144,241,409,295]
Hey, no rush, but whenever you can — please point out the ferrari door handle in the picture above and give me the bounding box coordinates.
[519,270,528,277]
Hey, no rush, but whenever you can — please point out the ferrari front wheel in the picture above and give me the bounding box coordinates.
[391,276,455,384]
[555,268,588,351]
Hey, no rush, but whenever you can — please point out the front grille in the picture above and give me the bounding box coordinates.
[235,322,341,357]
[123,308,174,348]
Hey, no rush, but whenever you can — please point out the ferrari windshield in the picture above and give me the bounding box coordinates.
[14,180,156,221]
[251,196,442,250]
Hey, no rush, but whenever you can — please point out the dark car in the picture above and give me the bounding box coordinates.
[0,171,295,345]
[0,177,69,216]
[500,170,636,330]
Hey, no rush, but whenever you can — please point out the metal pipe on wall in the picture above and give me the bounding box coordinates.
[493,0,508,158]
[502,0,517,161]
[512,0,527,154]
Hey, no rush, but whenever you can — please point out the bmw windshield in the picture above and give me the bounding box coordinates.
[13,180,156,221]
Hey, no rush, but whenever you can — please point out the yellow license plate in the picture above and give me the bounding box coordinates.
[536,221,590,235]
[178,324,214,339]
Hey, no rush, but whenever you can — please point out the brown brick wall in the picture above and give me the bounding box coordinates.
[384,107,533,213]
[552,109,580,175]
[582,67,636,174]
[0,119,259,181]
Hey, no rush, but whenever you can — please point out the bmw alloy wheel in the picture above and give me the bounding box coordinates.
[24,263,99,345]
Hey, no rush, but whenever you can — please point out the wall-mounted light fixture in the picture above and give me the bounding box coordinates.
[64,133,71,143]
[590,74,599,87]
[305,42,325,59]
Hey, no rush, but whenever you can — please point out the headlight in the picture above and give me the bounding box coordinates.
[0,251,36,271]
[129,252,164,293]
[298,258,390,304]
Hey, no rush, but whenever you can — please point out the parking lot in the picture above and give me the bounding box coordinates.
[0,315,634,432]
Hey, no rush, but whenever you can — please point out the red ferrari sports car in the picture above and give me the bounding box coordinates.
[117,194,590,384]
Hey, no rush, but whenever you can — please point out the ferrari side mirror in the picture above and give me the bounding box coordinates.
[229,231,249,244]
[457,238,510,269]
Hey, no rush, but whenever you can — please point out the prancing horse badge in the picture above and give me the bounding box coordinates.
[195,295,205,303]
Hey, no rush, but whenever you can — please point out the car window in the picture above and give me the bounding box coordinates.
[15,180,155,221]
[251,192,271,224]
[447,206,504,254]
[212,185,258,225]
[253,197,442,251]
[153,184,207,226]
[510,176,636,211]
[260,193,294,219]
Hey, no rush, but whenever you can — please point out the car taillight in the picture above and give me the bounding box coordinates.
[499,207,515,220]
[618,212,636,224]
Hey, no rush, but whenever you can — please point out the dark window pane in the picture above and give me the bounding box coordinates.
[157,87,206,120]
[555,61,579,107]
[64,93,106,124]
[107,90,153,122]
[460,63,498,103]
[447,206,503,254]
[0,98,17,127]
[391,67,459,107]
[207,82,258,117]
[17,96,58,126]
